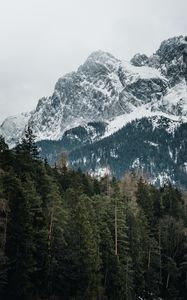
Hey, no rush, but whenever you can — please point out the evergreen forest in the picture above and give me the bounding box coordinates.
[0,128,187,300]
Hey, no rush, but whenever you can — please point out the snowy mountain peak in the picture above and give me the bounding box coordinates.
[130,35,186,84]
[86,50,117,61]
[78,50,120,74]
[156,35,184,64]
[1,35,187,148]
[0,112,32,147]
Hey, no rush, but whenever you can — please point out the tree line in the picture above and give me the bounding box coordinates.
[0,128,187,300]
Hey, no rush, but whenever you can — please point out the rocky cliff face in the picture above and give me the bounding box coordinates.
[27,49,172,141]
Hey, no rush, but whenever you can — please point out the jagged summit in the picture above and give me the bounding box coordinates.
[78,50,120,74]
[85,50,117,61]
[156,35,184,63]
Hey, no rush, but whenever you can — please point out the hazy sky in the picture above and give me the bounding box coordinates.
[0,0,186,123]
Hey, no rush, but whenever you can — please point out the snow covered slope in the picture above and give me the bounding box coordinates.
[103,105,186,139]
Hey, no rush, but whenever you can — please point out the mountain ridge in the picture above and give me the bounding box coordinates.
[1,36,187,144]
[1,35,187,186]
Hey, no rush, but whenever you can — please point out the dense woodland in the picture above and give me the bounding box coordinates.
[68,119,187,188]
[0,128,187,300]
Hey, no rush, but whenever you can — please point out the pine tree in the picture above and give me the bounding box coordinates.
[0,136,8,153]
[22,176,48,300]
[3,173,36,300]
[62,194,101,299]
[179,235,187,298]
[16,126,39,162]
[103,178,134,300]
[0,181,8,296]
[136,177,154,227]
[45,175,67,299]
[160,184,184,219]
[159,216,185,298]
[0,136,12,171]
[34,166,67,299]
[92,194,115,298]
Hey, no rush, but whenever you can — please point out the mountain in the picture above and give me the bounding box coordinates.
[0,112,32,147]
[1,35,187,187]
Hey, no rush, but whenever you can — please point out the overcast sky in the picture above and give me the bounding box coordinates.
[0,0,186,123]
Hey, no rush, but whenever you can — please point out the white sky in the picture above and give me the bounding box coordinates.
[0,0,186,122]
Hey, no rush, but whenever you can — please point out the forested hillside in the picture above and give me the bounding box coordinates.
[0,129,187,300]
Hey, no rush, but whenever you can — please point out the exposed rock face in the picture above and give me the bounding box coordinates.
[130,53,149,66]
[183,36,187,81]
